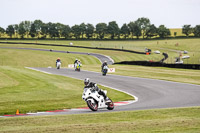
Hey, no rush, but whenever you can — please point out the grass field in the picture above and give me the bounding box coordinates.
[1,38,200,64]
[0,39,200,132]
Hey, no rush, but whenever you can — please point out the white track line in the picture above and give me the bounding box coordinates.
[25,67,52,74]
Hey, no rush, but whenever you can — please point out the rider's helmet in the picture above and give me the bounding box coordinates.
[84,78,90,86]
[57,58,60,62]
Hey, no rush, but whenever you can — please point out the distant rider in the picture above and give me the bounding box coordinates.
[56,57,61,66]
[84,78,109,101]
[101,61,108,71]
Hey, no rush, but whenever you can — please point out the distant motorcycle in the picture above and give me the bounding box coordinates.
[82,87,114,111]
[102,65,108,76]
[56,62,61,69]
[75,63,82,71]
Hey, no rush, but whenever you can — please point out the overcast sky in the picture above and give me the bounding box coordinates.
[1,0,200,29]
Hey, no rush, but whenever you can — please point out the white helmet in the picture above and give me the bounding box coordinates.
[84,78,90,86]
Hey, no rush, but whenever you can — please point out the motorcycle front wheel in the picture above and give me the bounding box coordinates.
[102,72,106,76]
[87,99,98,111]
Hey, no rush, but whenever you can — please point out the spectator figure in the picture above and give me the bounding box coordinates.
[160,52,168,63]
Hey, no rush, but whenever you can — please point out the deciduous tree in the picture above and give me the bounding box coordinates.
[60,25,71,39]
[120,23,130,39]
[23,21,31,38]
[18,22,26,38]
[41,23,48,38]
[146,24,157,38]
[85,23,94,39]
[33,20,43,38]
[182,25,193,37]
[157,25,171,38]
[0,27,5,37]
[96,23,107,39]
[79,23,86,39]
[13,24,19,38]
[48,22,59,38]
[135,17,151,39]
[6,25,15,38]
[107,21,120,39]
[128,21,141,39]
[71,25,81,39]
[29,23,37,38]
[193,25,200,37]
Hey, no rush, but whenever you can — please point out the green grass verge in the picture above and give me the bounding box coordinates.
[1,107,200,132]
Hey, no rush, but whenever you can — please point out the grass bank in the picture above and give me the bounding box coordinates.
[1,107,200,132]
[1,38,200,64]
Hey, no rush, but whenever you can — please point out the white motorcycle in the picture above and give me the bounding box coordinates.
[102,65,108,76]
[56,62,61,69]
[82,87,114,111]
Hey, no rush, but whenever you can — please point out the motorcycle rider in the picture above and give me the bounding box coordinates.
[78,60,81,65]
[84,78,109,101]
[56,57,61,66]
[101,61,108,72]
[74,59,78,68]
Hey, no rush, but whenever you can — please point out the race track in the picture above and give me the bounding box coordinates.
[1,46,200,117]
[26,67,200,116]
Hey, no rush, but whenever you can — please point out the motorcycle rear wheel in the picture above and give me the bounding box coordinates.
[107,99,114,110]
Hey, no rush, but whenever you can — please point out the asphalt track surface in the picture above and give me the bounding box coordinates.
[1,46,200,117]
[27,67,200,116]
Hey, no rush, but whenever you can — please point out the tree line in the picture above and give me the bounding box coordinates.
[0,17,200,39]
